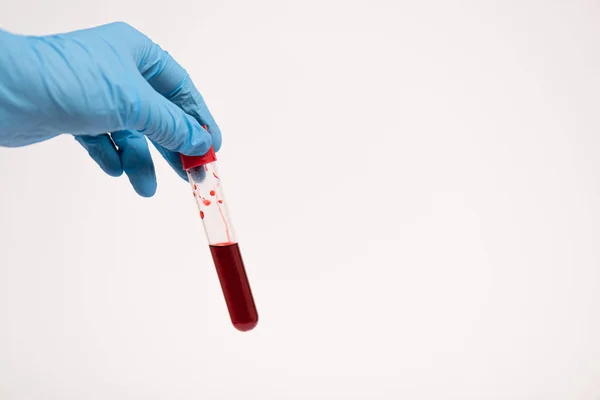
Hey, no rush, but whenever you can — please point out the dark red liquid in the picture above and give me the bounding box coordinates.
[209,242,258,331]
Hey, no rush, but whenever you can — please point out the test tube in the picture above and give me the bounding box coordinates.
[180,144,258,332]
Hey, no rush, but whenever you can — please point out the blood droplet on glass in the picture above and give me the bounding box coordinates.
[213,172,220,180]
[218,200,223,204]
[202,198,212,206]
[194,184,197,190]
[210,190,216,196]
[200,211,205,219]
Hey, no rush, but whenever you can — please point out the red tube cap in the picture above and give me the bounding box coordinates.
[180,147,217,170]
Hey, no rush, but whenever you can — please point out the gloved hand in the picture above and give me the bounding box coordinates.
[0,22,222,197]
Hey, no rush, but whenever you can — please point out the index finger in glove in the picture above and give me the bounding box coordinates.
[136,38,222,152]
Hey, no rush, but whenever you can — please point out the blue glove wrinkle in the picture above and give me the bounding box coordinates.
[75,135,123,177]
[139,40,188,97]
[21,34,137,137]
[164,74,190,99]
[0,33,60,146]
[31,37,90,121]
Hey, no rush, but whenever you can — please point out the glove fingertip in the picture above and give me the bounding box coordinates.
[133,181,157,198]
[183,116,213,156]
[209,125,222,152]
[104,165,125,177]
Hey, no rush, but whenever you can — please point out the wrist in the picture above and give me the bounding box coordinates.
[0,32,59,146]
[0,30,31,97]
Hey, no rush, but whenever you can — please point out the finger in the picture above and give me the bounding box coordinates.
[165,78,222,152]
[149,139,188,181]
[134,82,213,156]
[75,134,123,177]
[111,130,157,198]
[138,42,187,97]
[136,42,222,151]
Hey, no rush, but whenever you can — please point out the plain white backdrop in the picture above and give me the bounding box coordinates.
[1,0,600,399]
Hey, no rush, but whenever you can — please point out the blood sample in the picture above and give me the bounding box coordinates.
[180,139,258,332]
[209,242,256,331]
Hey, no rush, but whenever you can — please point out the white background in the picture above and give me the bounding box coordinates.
[1,1,600,399]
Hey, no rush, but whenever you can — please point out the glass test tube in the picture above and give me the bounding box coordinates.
[180,147,258,332]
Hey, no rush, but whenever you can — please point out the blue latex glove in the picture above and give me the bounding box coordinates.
[0,22,222,197]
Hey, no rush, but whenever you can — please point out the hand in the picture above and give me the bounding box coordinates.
[0,22,222,197]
